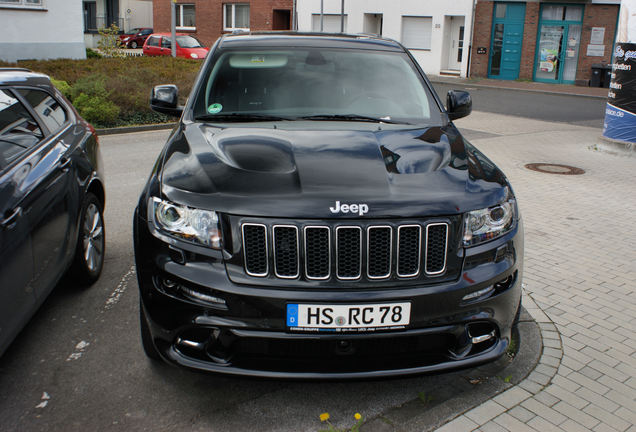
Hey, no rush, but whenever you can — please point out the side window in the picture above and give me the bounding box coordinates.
[17,89,68,133]
[162,37,172,49]
[147,36,159,47]
[0,89,44,169]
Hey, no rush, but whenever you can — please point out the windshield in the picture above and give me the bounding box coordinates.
[177,36,203,48]
[193,47,441,125]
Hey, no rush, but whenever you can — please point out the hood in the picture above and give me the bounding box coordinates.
[160,123,509,218]
[181,47,209,57]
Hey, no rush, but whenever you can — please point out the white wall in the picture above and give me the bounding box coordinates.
[0,0,86,62]
[297,0,475,77]
[121,0,153,31]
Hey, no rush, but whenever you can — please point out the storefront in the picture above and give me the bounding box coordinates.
[471,0,621,86]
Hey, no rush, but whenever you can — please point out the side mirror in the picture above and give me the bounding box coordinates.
[150,85,183,117]
[446,90,472,121]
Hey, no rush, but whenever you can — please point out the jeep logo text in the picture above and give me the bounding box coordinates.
[329,201,369,216]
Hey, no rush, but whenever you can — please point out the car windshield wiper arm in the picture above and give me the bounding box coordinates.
[195,113,292,122]
[298,114,408,124]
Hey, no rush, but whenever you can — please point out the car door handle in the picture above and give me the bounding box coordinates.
[58,157,71,171]
[1,207,22,230]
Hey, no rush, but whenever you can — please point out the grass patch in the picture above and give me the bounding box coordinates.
[507,329,519,359]
[0,56,201,127]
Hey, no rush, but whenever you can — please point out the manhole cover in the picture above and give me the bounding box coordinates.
[524,163,585,175]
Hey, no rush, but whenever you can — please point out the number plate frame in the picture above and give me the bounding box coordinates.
[286,302,411,332]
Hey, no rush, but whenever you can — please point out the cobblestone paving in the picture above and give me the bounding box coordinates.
[437,112,636,432]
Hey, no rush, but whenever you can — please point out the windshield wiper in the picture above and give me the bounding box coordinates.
[195,113,292,122]
[298,114,408,124]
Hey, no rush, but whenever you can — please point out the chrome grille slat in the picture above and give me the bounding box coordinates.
[425,223,448,275]
[397,225,421,278]
[242,223,268,277]
[304,226,331,280]
[367,226,392,279]
[273,225,299,279]
[336,226,362,280]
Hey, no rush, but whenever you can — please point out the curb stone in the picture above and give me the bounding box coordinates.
[428,76,608,100]
[360,292,546,432]
[95,122,176,136]
[435,287,564,432]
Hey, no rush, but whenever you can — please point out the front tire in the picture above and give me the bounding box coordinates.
[130,41,138,49]
[70,192,105,286]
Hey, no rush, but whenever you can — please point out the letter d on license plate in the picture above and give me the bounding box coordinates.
[286,303,410,331]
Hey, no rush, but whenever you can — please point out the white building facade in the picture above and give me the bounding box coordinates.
[296,0,475,77]
[0,0,86,62]
[83,0,153,48]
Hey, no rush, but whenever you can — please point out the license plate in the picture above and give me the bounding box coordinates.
[286,303,410,332]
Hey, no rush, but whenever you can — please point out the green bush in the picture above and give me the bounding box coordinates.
[0,56,201,127]
[97,24,124,58]
[70,73,109,100]
[73,93,120,127]
[50,78,72,99]
[86,48,102,59]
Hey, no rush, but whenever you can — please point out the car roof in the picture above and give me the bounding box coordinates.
[150,32,195,37]
[218,32,405,52]
[0,68,52,87]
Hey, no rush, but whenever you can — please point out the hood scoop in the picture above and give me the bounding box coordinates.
[217,136,296,173]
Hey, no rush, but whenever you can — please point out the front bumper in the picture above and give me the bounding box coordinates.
[134,210,523,378]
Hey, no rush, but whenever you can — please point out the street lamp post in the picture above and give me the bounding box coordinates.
[171,0,176,57]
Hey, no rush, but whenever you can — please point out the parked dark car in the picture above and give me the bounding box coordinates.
[0,68,105,356]
[142,33,209,59]
[134,33,523,378]
[119,27,153,49]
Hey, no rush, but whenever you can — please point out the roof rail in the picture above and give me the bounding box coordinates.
[0,67,32,73]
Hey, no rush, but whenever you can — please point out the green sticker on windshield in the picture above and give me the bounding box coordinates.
[207,103,223,114]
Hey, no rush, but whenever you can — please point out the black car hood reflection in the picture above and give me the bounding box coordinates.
[160,123,508,218]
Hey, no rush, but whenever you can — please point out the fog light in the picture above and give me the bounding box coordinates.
[162,278,178,289]
[462,286,494,302]
[471,331,496,344]
[180,286,226,305]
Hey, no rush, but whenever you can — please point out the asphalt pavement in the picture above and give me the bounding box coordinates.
[430,82,607,128]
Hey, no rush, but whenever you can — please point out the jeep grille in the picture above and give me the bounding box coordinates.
[241,221,449,281]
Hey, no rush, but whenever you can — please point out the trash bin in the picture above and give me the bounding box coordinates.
[603,64,613,88]
[590,64,603,87]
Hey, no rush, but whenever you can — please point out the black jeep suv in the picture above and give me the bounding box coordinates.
[133,33,523,378]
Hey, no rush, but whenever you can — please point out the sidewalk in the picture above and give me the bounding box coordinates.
[428,75,610,99]
[433,112,636,432]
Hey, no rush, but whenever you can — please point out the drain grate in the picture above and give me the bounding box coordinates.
[525,163,585,175]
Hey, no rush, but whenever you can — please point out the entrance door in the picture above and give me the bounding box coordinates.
[363,13,383,36]
[273,9,291,30]
[534,5,583,84]
[488,3,526,80]
[447,17,465,71]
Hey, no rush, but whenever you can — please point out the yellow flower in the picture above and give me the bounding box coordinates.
[354,413,362,420]
[319,413,330,422]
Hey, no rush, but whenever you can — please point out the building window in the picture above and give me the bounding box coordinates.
[0,0,43,7]
[176,4,195,30]
[401,16,432,50]
[224,3,249,30]
[311,14,348,32]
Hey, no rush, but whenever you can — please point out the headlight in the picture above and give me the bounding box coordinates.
[463,197,516,246]
[190,53,199,59]
[149,197,221,248]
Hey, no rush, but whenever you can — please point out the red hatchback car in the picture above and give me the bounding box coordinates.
[143,33,209,59]
[119,28,153,49]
